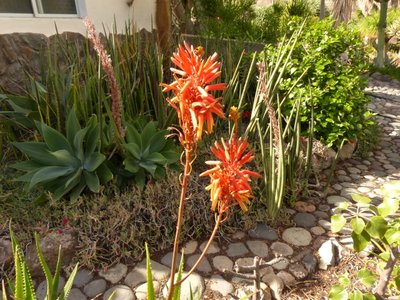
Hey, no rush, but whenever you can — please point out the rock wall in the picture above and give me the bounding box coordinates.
[0,32,86,94]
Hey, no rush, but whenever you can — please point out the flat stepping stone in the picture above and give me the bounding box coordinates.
[103,285,135,300]
[73,269,93,288]
[84,279,107,298]
[161,251,182,268]
[186,254,212,274]
[212,255,233,272]
[294,201,316,212]
[314,211,329,219]
[262,273,284,300]
[249,223,278,240]
[271,257,289,270]
[199,241,220,254]
[226,242,249,257]
[208,275,234,296]
[293,213,316,228]
[163,272,204,300]
[282,228,312,246]
[183,241,198,254]
[276,271,296,287]
[327,195,349,206]
[125,259,169,288]
[310,226,325,235]
[270,241,293,257]
[246,240,269,258]
[37,277,65,300]
[318,219,331,231]
[99,263,127,284]
[289,263,308,279]
[67,288,87,300]
[135,281,161,300]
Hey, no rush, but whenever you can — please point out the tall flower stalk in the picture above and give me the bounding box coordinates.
[83,17,125,139]
[162,42,259,299]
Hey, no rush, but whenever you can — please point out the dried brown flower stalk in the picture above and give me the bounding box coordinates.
[83,17,125,139]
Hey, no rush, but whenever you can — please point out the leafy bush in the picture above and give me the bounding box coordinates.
[12,110,112,200]
[330,182,400,299]
[262,18,374,147]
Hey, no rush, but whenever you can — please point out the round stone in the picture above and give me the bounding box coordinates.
[231,231,246,240]
[271,257,289,270]
[84,279,107,298]
[68,288,87,300]
[249,223,278,240]
[199,241,220,254]
[338,175,352,182]
[347,167,361,174]
[73,269,93,288]
[37,277,65,300]
[226,242,249,257]
[327,195,349,206]
[246,240,269,258]
[276,271,296,287]
[357,186,371,193]
[336,169,347,175]
[270,242,294,257]
[163,272,204,300]
[135,281,160,300]
[293,213,317,228]
[288,263,308,279]
[161,251,182,268]
[318,219,331,231]
[332,183,343,191]
[183,240,198,254]
[212,255,233,272]
[294,201,316,213]
[99,263,127,284]
[186,254,212,274]
[310,226,325,235]
[208,275,234,296]
[318,204,330,212]
[314,211,329,219]
[282,228,312,246]
[103,285,135,300]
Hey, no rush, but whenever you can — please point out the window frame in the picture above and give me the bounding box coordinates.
[0,0,87,18]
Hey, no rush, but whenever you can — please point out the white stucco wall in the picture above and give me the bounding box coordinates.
[0,0,155,36]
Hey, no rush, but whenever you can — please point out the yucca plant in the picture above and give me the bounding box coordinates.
[122,120,180,187]
[12,109,112,201]
[2,225,78,300]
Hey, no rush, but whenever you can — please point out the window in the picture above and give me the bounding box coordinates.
[0,0,86,17]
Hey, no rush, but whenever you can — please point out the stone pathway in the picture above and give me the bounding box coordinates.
[22,75,400,300]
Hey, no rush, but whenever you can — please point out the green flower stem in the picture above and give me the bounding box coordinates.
[166,149,192,300]
[176,213,223,286]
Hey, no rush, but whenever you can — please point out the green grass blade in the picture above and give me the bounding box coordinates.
[145,243,156,300]
[57,263,79,300]
[172,252,185,300]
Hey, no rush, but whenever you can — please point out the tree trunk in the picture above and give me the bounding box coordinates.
[376,0,389,68]
[320,0,326,19]
[332,0,353,26]
[155,0,171,52]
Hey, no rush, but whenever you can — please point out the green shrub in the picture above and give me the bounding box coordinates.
[262,18,374,147]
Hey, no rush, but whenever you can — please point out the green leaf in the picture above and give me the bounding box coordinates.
[351,217,365,235]
[96,163,113,184]
[349,290,363,300]
[84,115,99,157]
[69,178,86,201]
[381,181,400,199]
[352,230,370,252]
[125,124,142,149]
[162,150,180,164]
[148,130,168,153]
[351,194,371,204]
[134,169,146,189]
[377,197,399,218]
[147,152,168,164]
[124,157,140,174]
[36,121,73,153]
[141,121,157,149]
[357,268,376,288]
[139,161,157,176]
[145,243,156,300]
[384,228,400,245]
[172,253,185,300]
[365,216,388,239]
[123,143,141,160]
[73,127,90,161]
[378,251,390,262]
[58,263,79,300]
[328,284,348,300]
[66,109,81,146]
[29,166,75,190]
[395,275,400,290]
[83,170,100,193]
[12,160,44,171]
[362,293,376,300]
[331,214,347,233]
[83,152,105,172]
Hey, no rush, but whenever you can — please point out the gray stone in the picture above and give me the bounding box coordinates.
[327,195,349,206]
[271,257,289,270]
[135,281,161,300]
[357,186,371,193]
[99,263,127,284]
[37,277,65,300]
[262,272,284,300]
[282,228,312,246]
[318,204,330,212]
[310,226,325,235]
[293,213,317,227]
[270,242,293,257]
[83,279,107,298]
[276,271,296,287]
[0,239,12,269]
[314,211,329,219]
[199,241,220,254]
[212,255,233,272]
[208,275,234,296]
[26,230,78,277]
[163,272,204,300]
[318,220,331,231]
[302,252,318,273]
[67,288,87,300]
[246,240,269,258]
[103,285,135,300]
[288,263,308,279]
[183,240,198,254]
[338,175,352,182]
[236,283,272,300]
[226,242,249,257]
[347,167,361,174]
[249,223,278,241]
[73,269,94,288]
[332,183,343,191]
[186,254,212,274]
[231,231,246,240]
[125,259,169,288]
[161,251,182,268]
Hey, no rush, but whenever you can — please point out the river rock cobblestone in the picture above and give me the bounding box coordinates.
[3,74,397,300]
